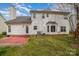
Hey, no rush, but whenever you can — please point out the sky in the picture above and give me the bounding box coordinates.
[0,3,57,20]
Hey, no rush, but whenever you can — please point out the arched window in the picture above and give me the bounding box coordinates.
[46,21,58,32]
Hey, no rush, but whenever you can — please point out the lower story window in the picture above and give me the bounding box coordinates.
[47,26,49,32]
[34,26,37,30]
[47,25,56,32]
[26,26,28,33]
[61,26,66,32]
[51,26,55,32]
[8,25,11,32]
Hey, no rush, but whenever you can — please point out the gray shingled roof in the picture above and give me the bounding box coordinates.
[5,16,32,24]
[30,10,70,15]
[0,13,6,20]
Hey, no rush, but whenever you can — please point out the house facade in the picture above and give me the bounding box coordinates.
[6,6,71,35]
[29,10,70,35]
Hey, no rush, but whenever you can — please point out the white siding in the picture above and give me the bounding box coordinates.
[29,13,70,35]
[7,24,31,35]
[7,12,70,35]
[0,16,7,34]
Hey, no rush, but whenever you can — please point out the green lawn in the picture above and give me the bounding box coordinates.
[0,34,6,39]
[0,35,78,56]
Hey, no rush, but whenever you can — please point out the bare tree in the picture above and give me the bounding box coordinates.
[71,4,79,38]
[58,3,79,39]
[55,3,77,32]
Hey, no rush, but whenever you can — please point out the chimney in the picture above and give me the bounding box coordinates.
[9,6,16,20]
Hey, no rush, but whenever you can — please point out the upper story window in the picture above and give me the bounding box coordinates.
[8,25,11,32]
[47,14,49,17]
[42,14,45,19]
[61,26,66,32]
[64,16,68,19]
[33,13,36,18]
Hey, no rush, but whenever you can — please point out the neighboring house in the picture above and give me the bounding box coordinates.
[0,13,7,34]
[5,6,71,35]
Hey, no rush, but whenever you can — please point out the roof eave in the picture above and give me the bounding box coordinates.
[30,10,70,15]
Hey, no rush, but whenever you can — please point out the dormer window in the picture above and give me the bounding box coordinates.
[33,13,36,18]
[42,14,45,19]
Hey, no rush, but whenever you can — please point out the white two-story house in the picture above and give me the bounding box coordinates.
[6,7,71,35]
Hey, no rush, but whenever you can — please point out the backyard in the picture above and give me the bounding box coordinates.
[0,34,79,56]
[0,34,6,39]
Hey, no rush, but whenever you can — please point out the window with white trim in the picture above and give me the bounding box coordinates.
[33,13,36,18]
[42,14,45,19]
[8,25,11,32]
[47,25,49,32]
[64,16,68,19]
[47,14,49,17]
[61,26,66,32]
[34,26,37,30]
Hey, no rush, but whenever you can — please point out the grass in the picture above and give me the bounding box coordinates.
[0,34,6,39]
[0,35,78,56]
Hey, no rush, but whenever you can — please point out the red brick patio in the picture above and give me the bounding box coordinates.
[0,36,28,46]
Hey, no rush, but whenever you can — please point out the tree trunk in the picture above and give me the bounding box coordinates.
[74,4,79,39]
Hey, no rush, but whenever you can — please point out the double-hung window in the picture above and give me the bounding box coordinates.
[61,26,66,32]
